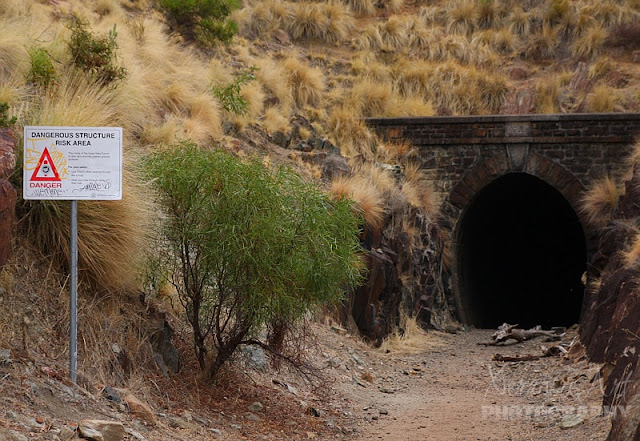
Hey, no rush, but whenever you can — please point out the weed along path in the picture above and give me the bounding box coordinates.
[320,326,611,441]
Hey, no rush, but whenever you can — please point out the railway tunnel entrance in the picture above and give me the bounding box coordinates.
[455,172,587,329]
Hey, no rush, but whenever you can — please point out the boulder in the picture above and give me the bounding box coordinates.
[0,129,16,180]
[78,420,124,441]
[122,391,156,425]
[499,88,536,115]
[321,154,351,181]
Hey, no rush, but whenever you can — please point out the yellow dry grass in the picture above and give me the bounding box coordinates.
[623,231,640,269]
[341,0,376,16]
[588,84,617,112]
[327,106,376,158]
[580,176,624,227]
[588,56,613,80]
[536,75,562,114]
[571,24,608,59]
[282,56,325,109]
[330,175,386,229]
[378,313,449,355]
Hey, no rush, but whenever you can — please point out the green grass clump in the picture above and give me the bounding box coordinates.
[67,16,127,84]
[27,47,57,88]
[158,0,239,45]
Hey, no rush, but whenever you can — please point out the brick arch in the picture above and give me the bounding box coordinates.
[447,151,587,228]
[443,150,594,325]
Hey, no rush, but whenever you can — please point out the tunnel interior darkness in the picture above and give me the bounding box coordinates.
[456,172,587,329]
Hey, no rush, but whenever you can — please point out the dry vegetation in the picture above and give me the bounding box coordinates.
[1,0,640,425]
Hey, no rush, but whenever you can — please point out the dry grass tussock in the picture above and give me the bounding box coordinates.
[281,56,325,109]
[580,176,624,227]
[536,74,562,114]
[623,231,640,269]
[340,0,376,16]
[239,0,357,44]
[588,84,618,113]
[330,174,386,229]
[378,313,448,355]
[327,106,376,158]
[571,23,608,59]
[19,160,154,293]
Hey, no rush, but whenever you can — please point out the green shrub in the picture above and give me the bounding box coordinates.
[145,142,363,379]
[67,15,127,84]
[212,67,257,115]
[158,0,239,45]
[0,102,16,128]
[27,47,57,88]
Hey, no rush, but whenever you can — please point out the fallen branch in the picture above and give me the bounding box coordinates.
[479,323,565,346]
[492,344,569,363]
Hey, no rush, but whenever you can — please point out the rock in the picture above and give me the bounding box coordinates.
[124,428,147,441]
[78,420,125,441]
[508,66,531,81]
[149,318,181,375]
[230,424,242,430]
[567,62,592,94]
[271,130,291,149]
[102,386,121,403]
[560,414,584,429]
[379,409,389,415]
[0,348,11,363]
[122,392,156,425]
[0,128,16,180]
[58,426,76,441]
[0,179,16,271]
[499,88,536,115]
[242,345,267,370]
[307,407,323,417]
[209,428,222,436]
[0,429,28,441]
[606,70,628,88]
[167,416,189,429]
[245,412,260,421]
[274,29,290,45]
[247,402,263,412]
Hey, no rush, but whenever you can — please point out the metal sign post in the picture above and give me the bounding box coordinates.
[23,126,122,383]
[70,200,78,382]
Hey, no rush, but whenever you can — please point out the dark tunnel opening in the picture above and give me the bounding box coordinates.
[456,172,587,329]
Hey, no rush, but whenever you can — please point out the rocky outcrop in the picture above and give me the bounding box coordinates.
[0,128,16,271]
[340,203,449,343]
[581,163,640,440]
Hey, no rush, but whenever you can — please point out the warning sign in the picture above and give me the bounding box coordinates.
[23,126,122,200]
[31,147,61,182]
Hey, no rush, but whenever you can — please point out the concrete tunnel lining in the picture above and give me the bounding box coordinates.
[455,172,587,329]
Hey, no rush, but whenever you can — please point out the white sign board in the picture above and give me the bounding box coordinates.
[23,126,122,200]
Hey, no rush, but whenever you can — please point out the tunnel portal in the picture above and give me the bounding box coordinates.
[456,172,587,329]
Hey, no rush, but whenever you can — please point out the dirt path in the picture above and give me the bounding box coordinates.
[0,323,612,441]
[318,326,611,441]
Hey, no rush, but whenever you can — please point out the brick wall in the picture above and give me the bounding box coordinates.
[367,113,640,206]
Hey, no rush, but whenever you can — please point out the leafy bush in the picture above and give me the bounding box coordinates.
[145,142,363,379]
[158,0,239,45]
[27,47,57,88]
[67,15,127,84]
[212,67,257,115]
[0,102,16,128]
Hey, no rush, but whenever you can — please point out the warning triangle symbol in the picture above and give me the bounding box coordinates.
[31,147,61,182]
